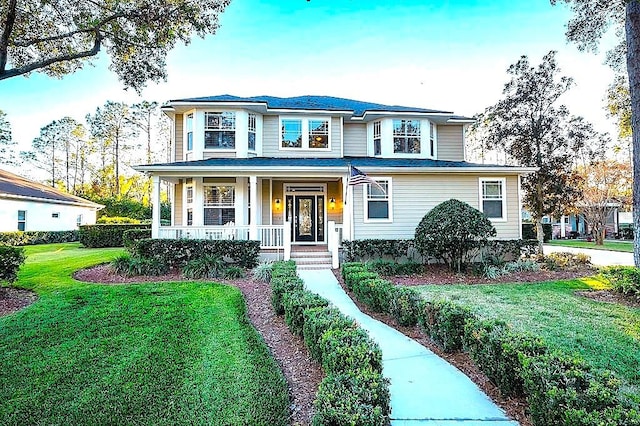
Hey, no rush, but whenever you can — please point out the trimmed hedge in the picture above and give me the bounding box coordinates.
[0,230,79,246]
[283,290,329,337]
[602,266,640,302]
[303,307,357,363]
[388,286,421,326]
[79,224,151,248]
[130,238,260,268]
[122,228,152,248]
[419,299,475,352]
[485,239,539,261]
[320,327,383,375]
[342,239,414,262]
[344,270,378,292]
[353,278,394,313]
[0,246,26,283]
[271,275,304,315]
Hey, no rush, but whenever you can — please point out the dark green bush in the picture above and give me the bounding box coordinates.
[354,278,394,313]
[282,290,329,337]
[313,370,391,426]
[388,286,421,326]
[341,262,367,280]
[563,407,640,426]
[271,275,304,315]
[271,260,297,278]
[414,199,496,272]
[522,223,552,242]
[131,239,260,268]
[122,229,152,248]
[0,246,26,283]
[484,239,539,261]
[80,224,151,248]
[342,239,414,262]
[344,270,378,292]
[522,352,622,426]
[182,255,226,279]
[419,299,475,352]
[602,266,640,302]
[320,327,383,375]
[0,230,79,246]
[303,307,357,363]
[463,319,547,397]
[111,253,169,277]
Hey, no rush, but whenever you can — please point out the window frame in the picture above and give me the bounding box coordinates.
[392,119,421,154]
[279,116,331,151]
[479,177,507,222]
[373,120,382,156]
[248,113,257,152]
[362,177,393,223]
[17,210,26,231]
[203,184,236,226]
[204,111,236,150]
[185,113,194,152]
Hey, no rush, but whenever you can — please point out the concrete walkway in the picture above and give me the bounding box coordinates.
[298,269,518,425]
[544,244,634,266]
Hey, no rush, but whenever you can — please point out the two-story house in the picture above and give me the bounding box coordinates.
[134,95,534,266]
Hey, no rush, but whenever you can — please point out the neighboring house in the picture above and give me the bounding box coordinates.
[134,95,535,266]
[0,169,103,232]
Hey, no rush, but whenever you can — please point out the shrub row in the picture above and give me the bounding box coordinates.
[602,266,640,302]
[0,246,26,284]
[270,261,391,425]
[130,238,260,268]
[342,239,414,262]
[122,229,152,248]
[79,224,151,248]
[0,230,79,246]
[341,262,639,426]
[485,239,539,261]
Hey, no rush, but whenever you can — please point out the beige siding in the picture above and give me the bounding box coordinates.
[261,179,271,224]
[343,123,367,156]
[437,125,465,161]
[204,151,236,159]
[175,114,183,161]
[174,182,183,225]
[271,180,285,225]
[353,174,520,240]
[327,180,343,224]
[262,116,342,157]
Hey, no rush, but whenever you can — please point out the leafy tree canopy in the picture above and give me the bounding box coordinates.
[0,109,18,165]
[0,0,231,91]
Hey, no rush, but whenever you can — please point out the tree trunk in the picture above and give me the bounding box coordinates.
[536,218,544,255]
[626,1,640,267]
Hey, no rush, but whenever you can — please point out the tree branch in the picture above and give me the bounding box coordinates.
[0,0,18,73]
[0,29,102,80]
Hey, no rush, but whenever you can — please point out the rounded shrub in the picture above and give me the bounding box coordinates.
[388,286,422,326]
[414,199,496,272]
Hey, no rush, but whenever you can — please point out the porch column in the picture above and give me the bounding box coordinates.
[249,176,258,240]
[193,177,204,226]
[342,177,352,241]
[235,177,247,226]
[560,215,566,238]
[151,175,161,238]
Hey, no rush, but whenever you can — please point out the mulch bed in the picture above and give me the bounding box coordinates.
[576,289,640,309]
[0,286,38,317]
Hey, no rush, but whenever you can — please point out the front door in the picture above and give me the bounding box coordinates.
[295,196,316,242]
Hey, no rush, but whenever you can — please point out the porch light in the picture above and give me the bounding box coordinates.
[275,198,281,210]
[329,197,336,209]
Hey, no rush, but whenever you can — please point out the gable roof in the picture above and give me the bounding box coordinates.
[0,169,103,209]
[165,95,473,121]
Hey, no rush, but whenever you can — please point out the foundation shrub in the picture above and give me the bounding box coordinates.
[419,299,475,353]
[344,270,378,292]
[80,224,151,248]
[462,319,548,397]
[0,246,26,283]
[320,327,383,375]
[0,230,79,246]
[354,278,394,313]
[388,286,421,326]
[303,307,357,363]
[282,290,329,337]
[111,253,169,277]
[342,239,413,262]
[122,229,152,248]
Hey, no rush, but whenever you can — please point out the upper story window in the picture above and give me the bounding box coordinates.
[203,185,235,225]
[364,178,392,222]
[430,123,435,157]
[393,120,420,154]
[373,121,381,156]
[248,113,256,151]
[205,112,236,149]
[17,210,26,231]
[479,178,506,221]
[186,113,194,151]
[280,117,331,150]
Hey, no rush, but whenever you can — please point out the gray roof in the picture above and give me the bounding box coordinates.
[139,156,523,170]
[168,95,455,118]
[0,169,103,208]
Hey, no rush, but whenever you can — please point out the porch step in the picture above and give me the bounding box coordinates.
[290,249,333,270]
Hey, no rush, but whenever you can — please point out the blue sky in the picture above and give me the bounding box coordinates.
[0,0,617,155]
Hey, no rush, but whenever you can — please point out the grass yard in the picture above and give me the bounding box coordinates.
[417,277,640,400]
[0,243,290,425]
[547,239,633,252]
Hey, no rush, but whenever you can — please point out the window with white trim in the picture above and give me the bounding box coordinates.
[186,185,193,204]
[77,214,83,227]
[248,113,256,151]
[204,112,235,149]
[480,178,506,220]
[187,208,193,226]
[364,179,391,221]
[17,210,26,231]
[203,185,235,225]
[186,113,194,151]
[280,117,330,150]
[393,120,420,153]
[373,120,381,156]
[429,122,435,157]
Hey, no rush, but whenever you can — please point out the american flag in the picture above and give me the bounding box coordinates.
[348,165,386,193]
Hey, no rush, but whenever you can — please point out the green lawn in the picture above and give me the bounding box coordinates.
[417,277,640,399]
[0,243,289,425]
[547,239,634,252]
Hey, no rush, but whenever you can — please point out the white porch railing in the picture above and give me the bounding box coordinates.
[158,225,285,249]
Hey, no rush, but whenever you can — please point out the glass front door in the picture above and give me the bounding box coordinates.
[286,194,325,243]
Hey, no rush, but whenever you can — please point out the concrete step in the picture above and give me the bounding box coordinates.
[290,251,331,259]
[297,263,334,270]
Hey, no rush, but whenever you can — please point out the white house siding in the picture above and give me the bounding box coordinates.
[175,114,184,162]
[352,174,520,240]
[436,125,465,161]
[343,123,367,156]
[261,116,342,158]
[0,198,97,232]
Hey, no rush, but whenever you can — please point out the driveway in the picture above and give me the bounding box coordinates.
[543,245,634,267]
